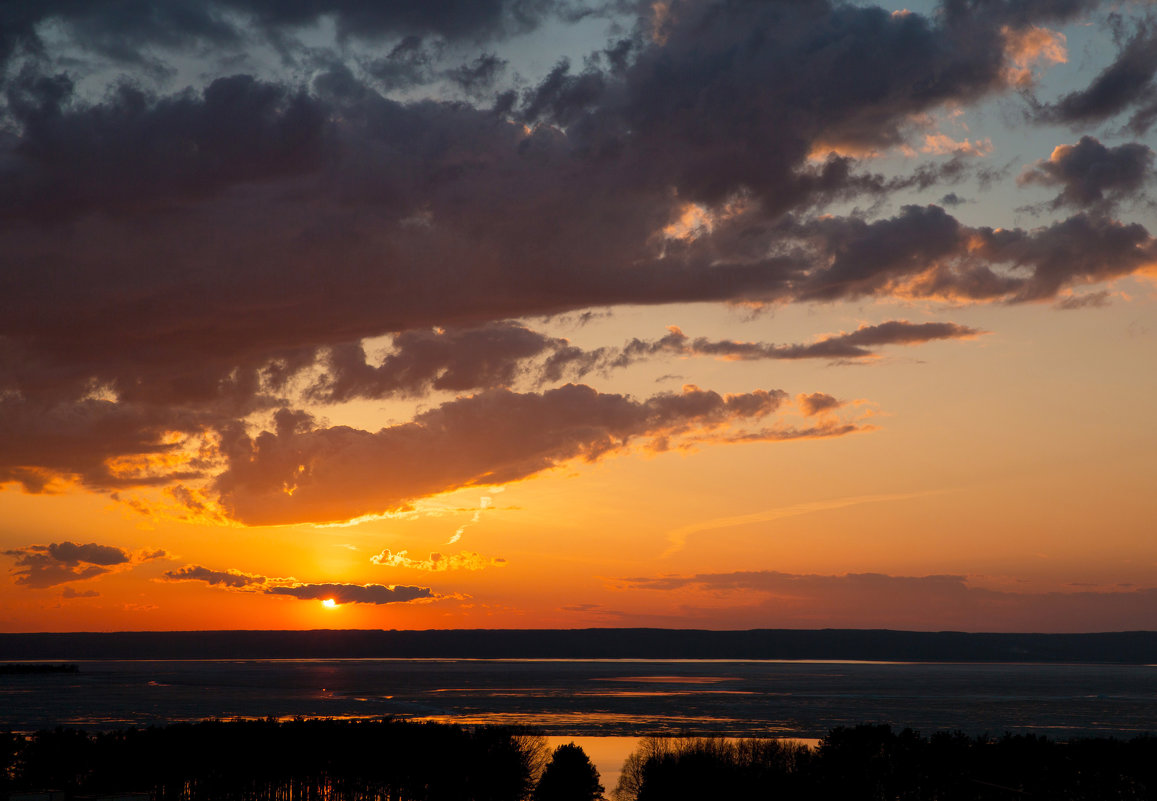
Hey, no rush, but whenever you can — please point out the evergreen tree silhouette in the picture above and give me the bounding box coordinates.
[532,742,604,801]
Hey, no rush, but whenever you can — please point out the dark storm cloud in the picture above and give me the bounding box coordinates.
[619,570,1157,631]
[3,72,326,222]
[4,541,162,588]
[224,0,560,44]
[447,53,509,97]
[362,36,443,91]
[517,58,607,129]
[0,0,1149,508]
[528,3,975,210]
[265,582,433,605]
[0,0,561,79]
[1,0,1135,366]
[1018,136,1154,209]
[0,1,238,76]
[213,384,791,525]
[526,0,1095,212]
[1035,15,1157,133]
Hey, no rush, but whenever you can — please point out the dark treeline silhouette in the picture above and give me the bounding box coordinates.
[2,718,549,801]
[7,720,1157,801]
[3,629,1157,663]
[613,726,1157,801]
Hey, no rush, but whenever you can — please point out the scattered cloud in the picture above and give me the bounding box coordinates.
[370,549,506,571]
[3,541,163,588]
[1033,16,1157,132]
[1019,136,1154,210]
[162,564,265,589]
[161,563,436,605]
[265,583,434,605]
[797,393,843,417]
[921,134,993,157]
[1002,24,1067,87]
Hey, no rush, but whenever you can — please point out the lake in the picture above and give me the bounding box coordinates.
[3,658,1154,790]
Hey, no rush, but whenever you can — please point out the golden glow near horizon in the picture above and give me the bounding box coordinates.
[1,0,1156,634]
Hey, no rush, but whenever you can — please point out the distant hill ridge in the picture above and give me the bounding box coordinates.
[1,629,1155,663]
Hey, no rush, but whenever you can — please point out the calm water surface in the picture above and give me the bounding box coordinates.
[2,658,1154,738]
[5,658,1154,792]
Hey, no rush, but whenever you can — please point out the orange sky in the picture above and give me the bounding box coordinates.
[2,0,1156,633]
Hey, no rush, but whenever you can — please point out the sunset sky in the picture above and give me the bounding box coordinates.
[2,0,1156,633]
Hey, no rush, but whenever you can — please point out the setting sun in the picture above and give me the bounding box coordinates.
[322,599,338,609]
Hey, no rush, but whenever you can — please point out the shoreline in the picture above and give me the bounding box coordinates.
[3,628,1156,663]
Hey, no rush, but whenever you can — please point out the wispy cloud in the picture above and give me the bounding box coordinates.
[663,492,943,557]
[370,549,506,571]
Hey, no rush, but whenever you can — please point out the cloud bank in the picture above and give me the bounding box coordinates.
[621,570,1157,632]
[0,0,1152,538]
[214,383,805,525]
